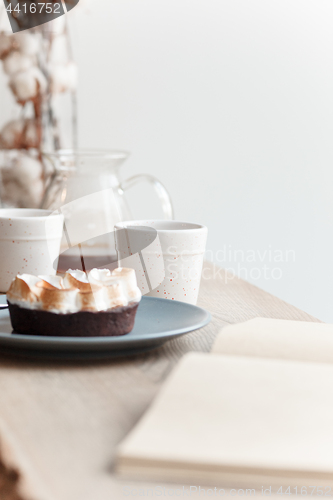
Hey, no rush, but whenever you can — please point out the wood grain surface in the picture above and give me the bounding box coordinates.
[0,263,320,500]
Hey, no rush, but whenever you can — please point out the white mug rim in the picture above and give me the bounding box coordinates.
[0,209,63,221]
[115,220,207,233]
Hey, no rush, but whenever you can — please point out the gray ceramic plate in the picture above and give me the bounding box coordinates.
[0,296,211,360]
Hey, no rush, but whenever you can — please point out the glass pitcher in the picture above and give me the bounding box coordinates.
[41,150,174,272]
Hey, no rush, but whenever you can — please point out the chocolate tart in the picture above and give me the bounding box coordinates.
[8,302,139,338]
[6,268,142,337]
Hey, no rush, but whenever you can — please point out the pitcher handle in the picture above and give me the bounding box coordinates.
[119,174,174,220]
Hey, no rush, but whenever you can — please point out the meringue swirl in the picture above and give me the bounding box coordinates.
[7,268,142,314]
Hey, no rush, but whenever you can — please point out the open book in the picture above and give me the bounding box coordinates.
[116,318,333,488]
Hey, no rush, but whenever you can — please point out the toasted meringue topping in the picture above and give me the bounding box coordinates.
[8,274,40,305]
[7,268,141,314]
[63,269,92,292]
[88,268,114,285]
[66,269,89,283]
[17,274,41,289]
[37,275,64,289]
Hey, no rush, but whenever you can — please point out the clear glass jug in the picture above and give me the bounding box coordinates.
[41,150,174,272]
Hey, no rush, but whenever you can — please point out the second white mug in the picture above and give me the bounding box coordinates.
[114,220,208,305]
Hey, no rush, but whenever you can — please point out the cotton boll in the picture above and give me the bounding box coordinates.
[3,51,33,76]
[50,62,77,93]
[2,154,43,185]
[0,119,39,149]
[1,179,23,206]
[0,119,24,149]
[1,155,44,208]
[19,179,44,208]
[11,155,43,182]
[10,67,47,103]
[3,179,44,209]
[14,32,40,56]
[1,164,14,184]
[0,32,12,59]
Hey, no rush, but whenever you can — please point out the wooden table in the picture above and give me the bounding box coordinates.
[0,263,319,500]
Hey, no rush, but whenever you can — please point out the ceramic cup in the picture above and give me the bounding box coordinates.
[0,209,64,292]
[114,220,208,305]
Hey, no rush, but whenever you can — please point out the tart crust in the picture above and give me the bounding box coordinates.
[8,302,139,337]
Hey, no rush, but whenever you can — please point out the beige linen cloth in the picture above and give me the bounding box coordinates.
[116,318,333,487]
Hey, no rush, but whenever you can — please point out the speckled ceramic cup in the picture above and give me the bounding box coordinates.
[0,209,64,292]
[115,220,208,305]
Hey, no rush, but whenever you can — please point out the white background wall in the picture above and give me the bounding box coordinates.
[4,0,332,321]
[68,0,333,322]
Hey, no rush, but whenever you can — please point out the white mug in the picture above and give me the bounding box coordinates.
[0,209,64,292]
[114,220,208,305]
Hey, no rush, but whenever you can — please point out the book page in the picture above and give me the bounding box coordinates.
[212,318,333,364]
[116,352,333,485]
